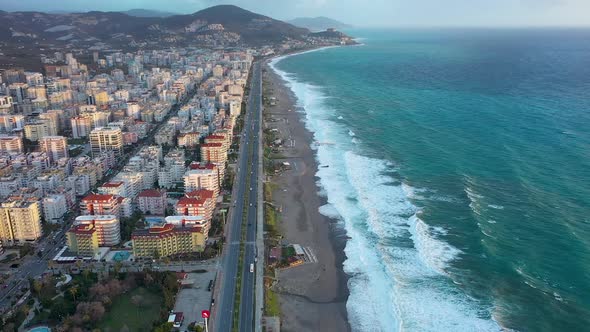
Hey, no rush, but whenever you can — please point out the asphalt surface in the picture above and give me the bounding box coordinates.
[238,61,262,332]
[214,62,261,332]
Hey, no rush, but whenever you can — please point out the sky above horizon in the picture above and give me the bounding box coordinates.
[1,0,590,27]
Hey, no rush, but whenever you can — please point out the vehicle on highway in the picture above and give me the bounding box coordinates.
[250,263,254,273]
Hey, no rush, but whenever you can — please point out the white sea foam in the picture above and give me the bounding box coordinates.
[488,204,505,210]
[269,54,501,332]
[318,204,342,220]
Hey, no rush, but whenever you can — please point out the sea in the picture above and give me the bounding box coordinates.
[269,28,590,332]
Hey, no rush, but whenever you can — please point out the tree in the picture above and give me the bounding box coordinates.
[154,322,173,332]
[113,261,123,274]
[31,279,42,295]
[69,285,79,302]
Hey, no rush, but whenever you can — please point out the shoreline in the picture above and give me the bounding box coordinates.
[263,49,351,331]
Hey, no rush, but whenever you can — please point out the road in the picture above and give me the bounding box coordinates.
[214,62,262,332]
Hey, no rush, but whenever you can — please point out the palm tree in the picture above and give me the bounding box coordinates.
[69,285,79,302]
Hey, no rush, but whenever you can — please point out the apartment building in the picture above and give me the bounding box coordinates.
[183,164,220,197]
[89,127,123,156]
[0,136,24,154]
[175,189,215,222]
[0,198,42,245]
[74,214,121,246]
[131,223,206,258]
[80,193,121,216]
[138,189,168,216]
[39,136,69,163]
[67,223,100,257]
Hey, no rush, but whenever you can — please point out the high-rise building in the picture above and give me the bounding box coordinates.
[71,116,92,138]
[0,199,43,245]
[175,189,215,222]
[0,95,14,113]
[0,114,24,132]
[74,214,121,246]
[0,135,24,154]
[42,194,68,223]
[80,194,121,216]
[89,127,123,156]
[39,136,68,163]
[138,189,168,216]
[67,223,99,257]
[183,164,220,197]
[24,120,57,141]
[200,141,227,164]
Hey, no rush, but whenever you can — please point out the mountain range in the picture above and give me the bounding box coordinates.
[287,17,352,32]
[0,5,309,47]
[121,9,179,18]
[0,5,354,70]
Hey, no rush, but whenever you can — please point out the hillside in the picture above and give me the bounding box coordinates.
[288,17,352,32]
[122,9,178,18]
[0,5,309,63]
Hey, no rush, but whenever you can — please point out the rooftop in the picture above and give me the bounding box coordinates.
[138,189,166,198]
[82,193,116,202]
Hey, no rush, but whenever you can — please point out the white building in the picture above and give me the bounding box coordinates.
[74,215,121,246]
[39,136,69,164]
[89,127,123,156]
[42,194,68,223]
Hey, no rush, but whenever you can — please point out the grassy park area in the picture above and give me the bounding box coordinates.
[98,287,162,331]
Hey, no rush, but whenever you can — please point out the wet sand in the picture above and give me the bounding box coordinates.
[263,61,350,332]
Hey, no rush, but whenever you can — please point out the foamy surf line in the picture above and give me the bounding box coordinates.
[269,53,502,332]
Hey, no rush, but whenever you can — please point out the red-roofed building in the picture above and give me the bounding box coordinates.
[205,134,229,151]
[98,181,127,197]
[66,223,99,257]
[138,189,168,216]
[131,223,206,258]
[184,163,220,197]
[175,189,215,221]
[80,194,121,216]
[200,142,226,164]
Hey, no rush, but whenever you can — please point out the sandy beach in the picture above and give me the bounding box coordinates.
[263,61,350,332]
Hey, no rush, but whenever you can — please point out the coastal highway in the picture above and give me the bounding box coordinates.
[238,60,262,332]
[214,62,261,332]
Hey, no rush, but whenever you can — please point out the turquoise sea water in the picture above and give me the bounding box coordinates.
[271,29,590,331]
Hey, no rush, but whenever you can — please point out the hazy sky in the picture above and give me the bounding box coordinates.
[1,0,590,27]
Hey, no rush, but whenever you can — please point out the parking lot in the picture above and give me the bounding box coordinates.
[174,270,217,331]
